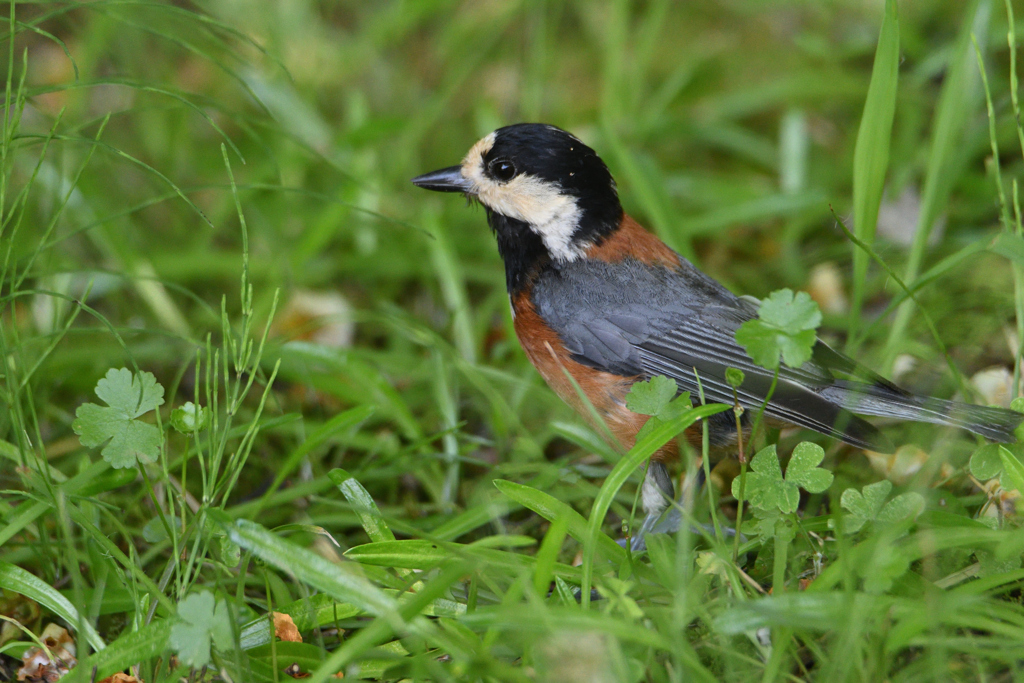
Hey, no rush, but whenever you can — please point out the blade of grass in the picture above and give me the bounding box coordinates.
[883,0,992,370]
[72,619,172,681]
[225,517,399,618]
[0,561,105,651]
[328,468,396,543]
[848,0,900,349]
[254,406,374,515]
[580,402,730,608]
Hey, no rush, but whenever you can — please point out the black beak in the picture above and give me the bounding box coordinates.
[411,165,473,193]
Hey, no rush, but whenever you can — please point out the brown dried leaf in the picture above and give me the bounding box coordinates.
[17,624,76,682]
[273,612,302,643]
[98,674,142,683]
[285,662,311,678]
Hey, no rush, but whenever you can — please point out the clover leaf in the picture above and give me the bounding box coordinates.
[72,368,165,469]
[969,444,1024,492]
[831,479,925,534]
[969,444,1003,481]
[735,289,821,370]
[626,375,678,416]
[732,442,834,514]
[742,507,797,544]
[733,445,794,512]
[626,376,693,442]
[169,590,234,668]
[836,480,890,533]
[786,442,834,495]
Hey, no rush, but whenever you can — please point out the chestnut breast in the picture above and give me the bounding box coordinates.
[510,215,687,456]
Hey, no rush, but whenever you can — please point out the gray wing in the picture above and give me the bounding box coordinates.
[532,257,893,450]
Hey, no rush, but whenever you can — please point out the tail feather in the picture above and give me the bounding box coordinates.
[821,381,1023,444]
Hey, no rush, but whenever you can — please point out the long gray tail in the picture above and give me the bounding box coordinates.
[821,381,1023,443]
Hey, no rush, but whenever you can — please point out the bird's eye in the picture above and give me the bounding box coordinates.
[488,158,517,182]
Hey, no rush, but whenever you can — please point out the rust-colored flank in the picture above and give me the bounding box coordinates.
[511,213,691,462]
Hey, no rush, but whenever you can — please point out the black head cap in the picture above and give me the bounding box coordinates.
[412,123,624,293]
[483,123,622,241]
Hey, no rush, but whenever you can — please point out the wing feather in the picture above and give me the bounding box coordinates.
[531,257,892,450]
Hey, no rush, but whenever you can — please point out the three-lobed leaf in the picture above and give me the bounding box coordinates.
[72,368,166,469]
[735,289,821,370]
[838,480,892,533]
[732,442,833,514]
[733,445,797,513]
[786,442,834,494]
[626,375,678,416]
[626,376,693,442]
[832,479,925,533]
[169,590,234,668]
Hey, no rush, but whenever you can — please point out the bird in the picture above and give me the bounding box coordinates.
[412,122,1024,550]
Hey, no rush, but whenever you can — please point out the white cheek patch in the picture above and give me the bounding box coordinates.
[478,175,583,261]
[460,134,584,262]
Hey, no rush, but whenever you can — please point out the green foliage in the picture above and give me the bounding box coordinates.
[625,375,693,441]
[330,469,396,543]
[142,515,181,543]
[732,442,833,514]
[849,0,899,332]
[0,561,105,652]
[626,375,679,415]
[999,446,1024,494]
[72,368,165,469]
[971,443,1005,481]
[169,591,234,668]
[831,480,925,533]
[735,289,822,370]
[969,443,1024,493]
[860,540,911,594]
[2,1,1024,681]
[745,508,797,543]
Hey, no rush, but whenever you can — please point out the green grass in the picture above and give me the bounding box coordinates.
[2,1,1024,681]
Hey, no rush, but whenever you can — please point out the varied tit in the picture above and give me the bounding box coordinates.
[413,123,1024,550]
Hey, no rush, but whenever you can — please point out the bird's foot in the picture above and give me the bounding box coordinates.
[620,508,743,552]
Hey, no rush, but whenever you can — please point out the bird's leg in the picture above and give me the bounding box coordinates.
[628,462,745,550]
[630,460,675,552]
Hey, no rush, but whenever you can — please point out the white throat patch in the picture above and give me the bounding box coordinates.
[460,133,584,262]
